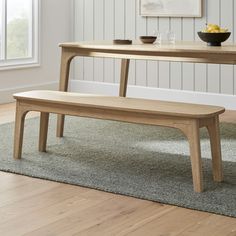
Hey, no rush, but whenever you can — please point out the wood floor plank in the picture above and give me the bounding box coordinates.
[0,189,114,236]
[0,184,89,224]
[0,172,35,193]
[77,204,176,236]
[24,196,156,236]
[0,102,235,236]
[178,214,236,236]
[0,179,60,208]
[123,207,211,236]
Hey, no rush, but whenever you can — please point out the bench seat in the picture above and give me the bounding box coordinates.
[14,90,223,118]
[13,90,225,193]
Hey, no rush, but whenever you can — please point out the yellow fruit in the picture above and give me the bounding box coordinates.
[202,23,228,33]
[207,25,220,32]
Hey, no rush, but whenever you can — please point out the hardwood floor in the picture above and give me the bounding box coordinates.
[0,103,235,236]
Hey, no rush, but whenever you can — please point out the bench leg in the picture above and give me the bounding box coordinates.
[181,120,203,192]
[56,114,65,138]
[206,116,223,182]
[39,112,49,152]
[13,102,28,160]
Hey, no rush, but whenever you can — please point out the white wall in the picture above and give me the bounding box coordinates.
[73,0,236,97]
[0,0,73,103]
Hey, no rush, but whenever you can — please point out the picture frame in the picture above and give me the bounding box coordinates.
[139,0,202,18]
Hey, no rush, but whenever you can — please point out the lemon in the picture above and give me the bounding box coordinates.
[202,23,228,33]
[207,24,220,32]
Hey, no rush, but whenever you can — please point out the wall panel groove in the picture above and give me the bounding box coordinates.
[74,0,236,95]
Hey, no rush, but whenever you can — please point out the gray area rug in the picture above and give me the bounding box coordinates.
[0,116,236,218]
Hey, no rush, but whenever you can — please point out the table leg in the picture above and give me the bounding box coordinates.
[56,48,75,137]
[119,59,130,97]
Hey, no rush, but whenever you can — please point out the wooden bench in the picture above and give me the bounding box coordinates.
[13,90,225,192]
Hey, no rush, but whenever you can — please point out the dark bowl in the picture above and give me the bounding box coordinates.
[198,32,231,46]
[140,36,157,44]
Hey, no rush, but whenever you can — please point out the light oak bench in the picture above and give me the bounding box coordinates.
[13,90,225,192]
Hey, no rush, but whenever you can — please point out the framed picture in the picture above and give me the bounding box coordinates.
[139,0,202,17]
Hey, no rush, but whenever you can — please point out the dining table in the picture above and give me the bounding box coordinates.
[56,40,236,137]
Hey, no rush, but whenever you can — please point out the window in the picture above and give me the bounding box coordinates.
[0,0,39,69]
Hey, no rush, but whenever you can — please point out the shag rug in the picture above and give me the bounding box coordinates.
[0,116,235,218]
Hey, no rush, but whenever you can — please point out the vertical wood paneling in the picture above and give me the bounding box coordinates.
[170,18,182,90]
[147,17,158,87]
[74,0,84,80]
[83,0,94,81]
[136,6,147,87]
[114,0,125,84]
[220,0,234,95]
[103,0,114,83]
[194,0,207,92]
[125,0,136,85]
[158,18,170,88]
[94,0,104,82]
[234,0,236,95]
[207,0,220,93]
[74,0,236,96]
[182,18,194,91]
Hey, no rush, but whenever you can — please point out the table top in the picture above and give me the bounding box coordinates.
[59,41,236,64]
[60,41,236,55]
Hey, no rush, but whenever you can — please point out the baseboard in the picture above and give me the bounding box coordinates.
[0,81,59,104]
[70,80,236,110]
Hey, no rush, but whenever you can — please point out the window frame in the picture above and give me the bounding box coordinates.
[0,0,40,70]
